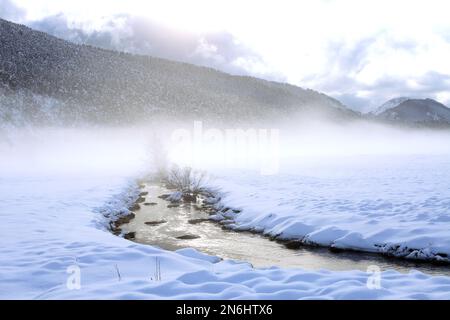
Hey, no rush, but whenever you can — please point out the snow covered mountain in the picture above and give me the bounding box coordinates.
[0,18,356,125]
[372,97,411,116]
[375,98,450,126]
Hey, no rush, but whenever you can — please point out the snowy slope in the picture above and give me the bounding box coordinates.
[2,130,450,299]
[0,18,355,125]
[372,97,410,115]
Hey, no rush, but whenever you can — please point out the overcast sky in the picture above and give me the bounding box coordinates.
[1,0,450,112]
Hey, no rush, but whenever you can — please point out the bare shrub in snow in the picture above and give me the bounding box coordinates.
[165,165,208,200]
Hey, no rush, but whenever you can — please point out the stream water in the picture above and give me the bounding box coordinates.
[121,184,450,276]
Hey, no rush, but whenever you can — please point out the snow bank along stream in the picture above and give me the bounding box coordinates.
[199,155,450,264]
[119,184,450,277]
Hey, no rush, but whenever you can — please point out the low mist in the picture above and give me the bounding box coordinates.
[2,118,450,179]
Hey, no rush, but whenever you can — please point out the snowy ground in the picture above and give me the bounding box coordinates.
[2,173,450,299]
[1,128,450,299]
[206,155,450,263]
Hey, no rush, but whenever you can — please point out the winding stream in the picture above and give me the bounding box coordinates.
[121,184,450,276]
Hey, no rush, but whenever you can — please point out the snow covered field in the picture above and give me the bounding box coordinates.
[207,155,450,262]
[1,128,450,299]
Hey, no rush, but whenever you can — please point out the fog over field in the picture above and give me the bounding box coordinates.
[2,117,450,179]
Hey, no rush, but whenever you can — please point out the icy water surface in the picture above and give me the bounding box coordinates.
[122,184,450,277]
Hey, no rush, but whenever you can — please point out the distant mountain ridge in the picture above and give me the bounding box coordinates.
[0,18,356,126]
[374,98,450,127]
[372,97,411,116]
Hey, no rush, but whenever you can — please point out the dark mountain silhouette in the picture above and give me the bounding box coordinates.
[375,98,450,127]
[0,18,357,125]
